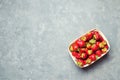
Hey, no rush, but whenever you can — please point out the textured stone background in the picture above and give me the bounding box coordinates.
[0,0,120,80]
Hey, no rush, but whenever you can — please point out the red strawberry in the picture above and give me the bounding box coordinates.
[80,36,87,41]
[76,39,85,48]
[89,54,96,61]
[95,31,99,34]
[86,58,92,64]
[86,49,93,55]
[80,48,86,52]
[92,44,99,51]
[96,50,102,57]
[96,42,100,46]
[69,43,79,51]
[86,32,93,40]
[83,60,86,65]
[76,59,85,66]
[99,35,104,41]
[91,30,95,35]
[93,31,100,41]
[72,52,78,57]
[80,52,88,59]
[75,53,81,59]
[105,45,108,49]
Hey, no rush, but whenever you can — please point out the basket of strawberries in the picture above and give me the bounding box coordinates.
[68,29,110,68]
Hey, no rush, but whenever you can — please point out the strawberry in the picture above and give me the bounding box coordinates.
[69,43,79,52]
[80,52,88,59]
[98,41,107,49]
[83,60,86,65]
[76,39,85,48]
[93,31,100,41]
[102,40,107,46]
[98,42,104,48]
[89,39,96,44]
[101,47,107,53]
[86,42,92,49]
[92,44,99,51]
[95,55,99,60]
[75,53,81,59]
[76,59,85,66]
[95,50,102,57]
[80,36,87,41]
[99,35,104,41]
[80,48,86,52]
[72,52,78,57]
[86,58,92,64]
[86,32,93,40]
[96,42,100,46]
[91,30,95,35]
[86,49,93,55]
[89,54,96,61]
[105,45,108,49]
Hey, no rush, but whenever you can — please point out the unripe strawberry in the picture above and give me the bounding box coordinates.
[86,42,92,49]
[98,42,104,48]
[101,47,107,53]
[102,40,107,46]
[89,39,96,44]
[80,36,87,41]
[95,55,99,60]
[86,58,92,64]
[86,49,93,55]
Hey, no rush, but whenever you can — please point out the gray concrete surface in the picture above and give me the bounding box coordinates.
[0,0,120,80]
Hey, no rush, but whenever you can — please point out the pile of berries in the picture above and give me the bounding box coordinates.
[69,30,109,68]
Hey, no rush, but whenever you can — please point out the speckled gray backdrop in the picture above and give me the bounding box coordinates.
[0,0,120,80]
